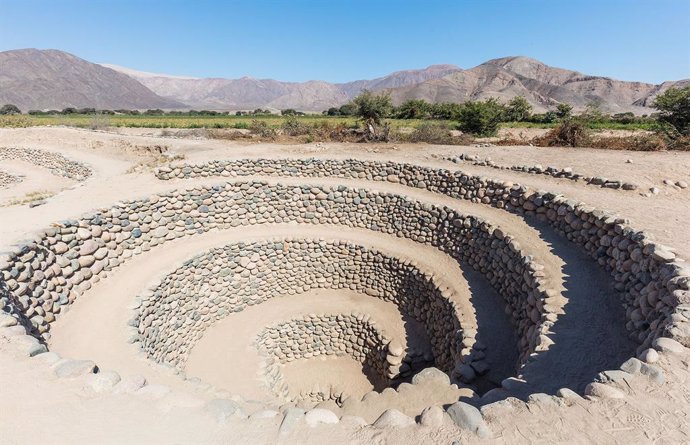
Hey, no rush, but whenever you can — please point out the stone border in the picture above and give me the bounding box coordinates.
[255,312,395,403]
[0,180,551,388]
[446,154,638,191]
[0,147,92,181]
[134,238,467,376]
[155,158,690,351]
[0,169,23,189]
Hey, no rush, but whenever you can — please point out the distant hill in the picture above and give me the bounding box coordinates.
[0,49,686,114]
[104,64,462,111]
[0,49,184,111]
[384,56,679,114]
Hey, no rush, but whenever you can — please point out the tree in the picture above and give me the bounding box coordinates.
[556,103,573,120]
[581,100,606,122]
[352,90,393,125]
[653,86,690,135]
[395,99,430,119]
[281,108,298,116]
[457,98,506,136]
[506,96,532,122]
[338,103,357,116]
[429,102,463,120]
[0,104,21,115]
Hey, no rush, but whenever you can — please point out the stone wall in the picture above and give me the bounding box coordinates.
[0,147,91,181]
[0,180,549,380]
[155,158,690,350]
[135,238,465,374]
[446,154,638,190]
[0,170,23,189]
[255,312,396,402]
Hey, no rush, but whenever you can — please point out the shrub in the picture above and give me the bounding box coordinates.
[0,104,21,115]
[395,99,431,119]
[281,116,311,136]
[653,86,690,135]
[535,119,590,147]
[457,98,506,136]
[429,102,463,120]
[556,103,573,119]
[506,96,532,122]
[352,90,393,125]
[248,120,277,139]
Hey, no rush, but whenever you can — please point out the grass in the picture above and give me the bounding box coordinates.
[0,114,430,130]
[0,114,657,131]
[4,190,56,207]
[501,121,655,131]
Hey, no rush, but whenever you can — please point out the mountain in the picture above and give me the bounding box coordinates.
[385,56,675,114]
[1,49,686,113]
[0,49,184,111]
[105,64,461,111]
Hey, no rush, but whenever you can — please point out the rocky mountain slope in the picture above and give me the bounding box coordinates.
[0,49,183,111]
[385,56,674,114]
[1,49,686,113]
[103,64,461,111]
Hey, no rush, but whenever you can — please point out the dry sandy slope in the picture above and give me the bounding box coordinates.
[1,127,689,444]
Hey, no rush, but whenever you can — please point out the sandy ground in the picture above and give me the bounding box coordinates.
[1,127,689,444]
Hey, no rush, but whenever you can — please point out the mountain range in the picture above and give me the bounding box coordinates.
[0,48,686,114]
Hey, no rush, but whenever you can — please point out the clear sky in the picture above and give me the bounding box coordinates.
[1,0,688,83]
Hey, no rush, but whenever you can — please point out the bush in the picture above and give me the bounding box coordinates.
[352,90,393,125]
[281,116,311,136]
[457,98,506,136]
[536,119,590,147]
[506,96,532,122]
[248,120,276,139]
[428,102,463,120]
[653,86,690,135]
[0,104,21,115]
[395,99,430,119]
[556,103,573,120]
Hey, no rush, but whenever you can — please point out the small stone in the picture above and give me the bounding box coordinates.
[556,388,582,400]
[387,340,404,356]
[204,399,246,422]
[305,408,339,427]
[638,348,659,363]
[412,367,450,386]
[86,371,121,392]
[652,337,685,353]
[279,407,305,436]
[372,409,415,428]
[584,382,625,399]
[446,402,490,438]
[249,410,280,419]
[420,406,445,427]
[677,181,688,189]
[54,359,97,378]
[113,374,146,393]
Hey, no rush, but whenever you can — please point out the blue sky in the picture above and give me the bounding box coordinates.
[1,0,688,83]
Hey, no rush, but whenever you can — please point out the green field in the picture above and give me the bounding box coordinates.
[0,114,433,130]
[0,113,655,131]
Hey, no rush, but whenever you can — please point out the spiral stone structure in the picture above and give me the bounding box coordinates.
[1,130,689,444]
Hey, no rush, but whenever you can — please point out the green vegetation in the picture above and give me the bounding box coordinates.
[0,104,21,115]
[351,90,393,125]
[653,86,690,135]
